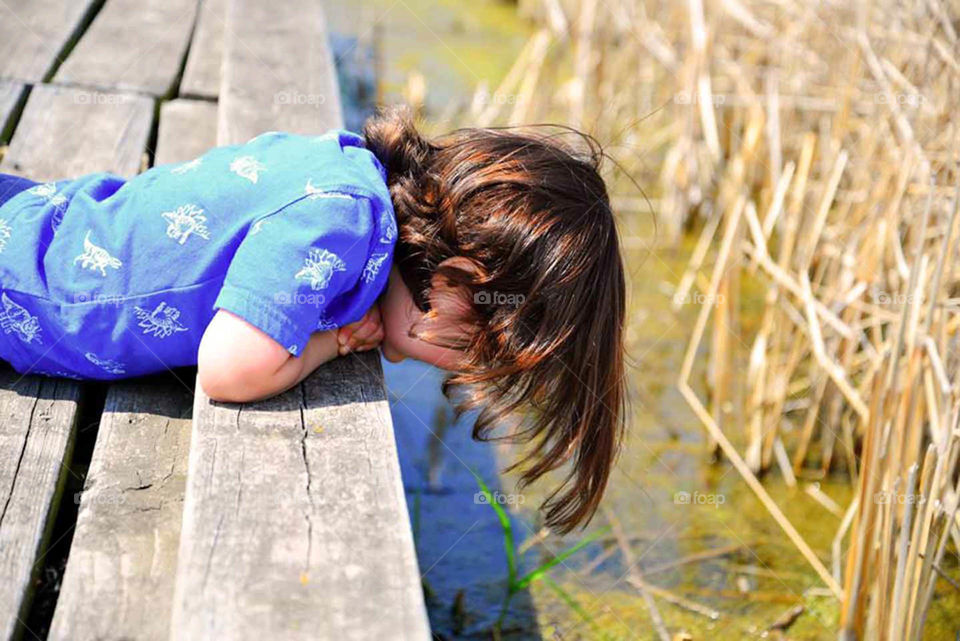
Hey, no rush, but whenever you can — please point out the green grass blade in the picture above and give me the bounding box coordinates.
[472,470,518,588]
[515,526,610,590]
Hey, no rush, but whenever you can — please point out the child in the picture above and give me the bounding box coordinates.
[0,106,625,532]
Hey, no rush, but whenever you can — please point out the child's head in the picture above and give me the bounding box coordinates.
[364,106,626,533]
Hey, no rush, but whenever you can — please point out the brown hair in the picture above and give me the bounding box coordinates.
[364,106,626,533]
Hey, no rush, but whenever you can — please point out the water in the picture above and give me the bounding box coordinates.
[383,243,861,640]
[330,1,960,638]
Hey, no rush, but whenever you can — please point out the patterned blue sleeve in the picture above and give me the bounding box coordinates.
[213,192,392,356]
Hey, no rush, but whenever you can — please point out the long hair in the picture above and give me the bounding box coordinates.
[364,106,626,533]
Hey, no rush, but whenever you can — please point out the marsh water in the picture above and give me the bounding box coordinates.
[381,247,868,640]
[329,1,959,637]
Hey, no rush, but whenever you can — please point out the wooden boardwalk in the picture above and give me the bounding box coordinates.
[0,1,429,639]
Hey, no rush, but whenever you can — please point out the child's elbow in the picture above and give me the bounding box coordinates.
[197,342,277,403]
[197,369,234,403]
[198,360,257,403]
[197,310,297,403]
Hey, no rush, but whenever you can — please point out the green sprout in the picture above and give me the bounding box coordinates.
[472,470,609,639]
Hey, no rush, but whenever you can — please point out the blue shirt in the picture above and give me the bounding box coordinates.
[0,130,396,380]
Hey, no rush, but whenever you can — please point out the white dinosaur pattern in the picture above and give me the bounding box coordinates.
[50,209,64,233]
[162,204,210,244]
[85,352,126,375]
[295,248,346,291]
[230,155,266,183]
[380,209,396,244]
[0,293,41,344]
[249,218,267,235]
[317,314,338,331]
[29,183,67,208]
[74,231,122,276]
[0,219,11,253]
[133,302,188,338]
[361,252,389,284]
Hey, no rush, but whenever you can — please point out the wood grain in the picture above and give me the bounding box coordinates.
[217,0,343,143]
[0,0,98,83]
[47,382,193,641]
[0,80,155,641]
[0,374,80,641]
[180,0,227,99]
[155,99,219,165]
[54,0,201,97]
[47,99,215,641]
[0,84,152,181]
[172,353,430,640]
[172,9,427,632]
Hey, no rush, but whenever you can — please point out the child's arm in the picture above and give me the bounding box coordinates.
[198,305,383,403]
[197,309,337,402]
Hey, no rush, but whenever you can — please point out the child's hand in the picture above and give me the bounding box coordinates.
[337,303,384,355]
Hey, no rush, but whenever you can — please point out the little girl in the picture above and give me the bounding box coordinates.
[0,107,625,533]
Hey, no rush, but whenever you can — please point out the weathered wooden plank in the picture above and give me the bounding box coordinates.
[0,84,152,181]
[172,8,427,633]
[47,100,215,641]
[180,0,227,99]
[217,0,343,143]
[173,354,430,640]
[0,376,80,641]
[0,81,26,144]
[0,82,154,640]
[0,0,98,83]
[47,382,193,641]
[155,99,219,163]
[54,0,201,97]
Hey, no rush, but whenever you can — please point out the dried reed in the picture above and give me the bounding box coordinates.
[489,1,960,638]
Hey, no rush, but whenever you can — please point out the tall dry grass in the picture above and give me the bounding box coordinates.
[467,1,960,638]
